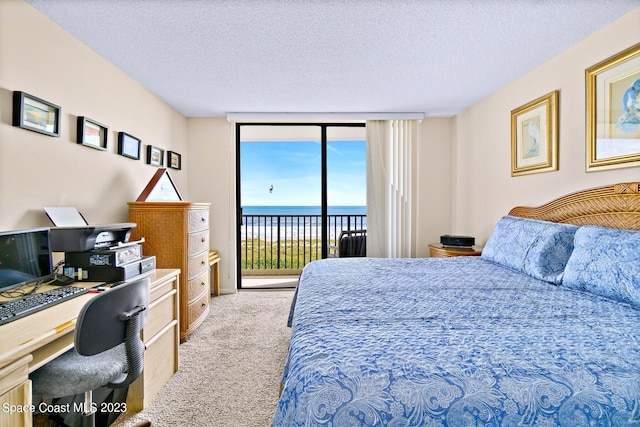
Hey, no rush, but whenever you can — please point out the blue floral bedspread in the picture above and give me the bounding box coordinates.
[273,257,640,426]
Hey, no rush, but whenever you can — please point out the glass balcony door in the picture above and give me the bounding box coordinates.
[325,126,367,257]
[236,123,365,289]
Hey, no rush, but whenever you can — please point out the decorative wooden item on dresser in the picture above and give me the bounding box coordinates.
[129,169,211,342]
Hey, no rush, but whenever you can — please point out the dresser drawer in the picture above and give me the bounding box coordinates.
[187,291,209,325]
[188,230,209,256]
[187,250,210,279]
[188,209,209,233]
[186,270,210,302]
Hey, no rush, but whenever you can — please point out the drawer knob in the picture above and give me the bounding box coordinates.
[201,302,207,308]
[201,281,205,287]
[201,260,206,266]
[201,217,206,222]
[201,237,206,243]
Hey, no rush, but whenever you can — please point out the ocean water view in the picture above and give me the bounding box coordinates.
[240,205,367,241]
[243,205,366,215]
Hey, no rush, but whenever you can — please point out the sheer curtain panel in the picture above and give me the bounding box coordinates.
[366,120,417,258]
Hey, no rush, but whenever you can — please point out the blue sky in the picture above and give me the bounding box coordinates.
[240,140,366,206]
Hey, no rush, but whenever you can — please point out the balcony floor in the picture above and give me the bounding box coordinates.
[241,275,299,289]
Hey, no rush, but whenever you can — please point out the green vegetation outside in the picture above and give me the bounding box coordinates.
[240,238,338,269]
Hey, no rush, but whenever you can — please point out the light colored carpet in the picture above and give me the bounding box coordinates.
[112,290,294,427]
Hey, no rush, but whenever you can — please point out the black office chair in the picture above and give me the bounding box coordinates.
[30,278,150,427]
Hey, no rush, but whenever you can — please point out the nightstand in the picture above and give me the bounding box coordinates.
[428,243,482,257]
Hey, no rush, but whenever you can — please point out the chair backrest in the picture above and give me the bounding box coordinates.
[74,277,150,388]
[338,230,367,257]
[75,277,150,355]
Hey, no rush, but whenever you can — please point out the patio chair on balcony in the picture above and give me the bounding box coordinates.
[334,229,367,257]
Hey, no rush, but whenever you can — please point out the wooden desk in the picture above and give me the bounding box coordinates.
[0,269,180,427]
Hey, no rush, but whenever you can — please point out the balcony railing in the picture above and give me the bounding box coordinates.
[240,213,366,272]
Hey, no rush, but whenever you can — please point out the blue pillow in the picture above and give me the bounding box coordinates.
[481,216,578,284]
[562,225,640,307]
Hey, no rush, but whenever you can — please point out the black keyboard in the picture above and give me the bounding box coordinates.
[0,286,88,326]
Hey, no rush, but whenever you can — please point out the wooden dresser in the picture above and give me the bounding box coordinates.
[128,202,211,342]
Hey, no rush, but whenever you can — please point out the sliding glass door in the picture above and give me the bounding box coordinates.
[236,123,365,289]
[325,126,367,257]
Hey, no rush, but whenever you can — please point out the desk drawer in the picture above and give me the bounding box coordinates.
[188,230,209,256]
[186,270,210,303]
[144,290,177,342]
[149,275,176,303]
[137,322,178,410]
[187,250,209,279]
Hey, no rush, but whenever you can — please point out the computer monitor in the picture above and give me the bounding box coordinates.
[0,227,52,291]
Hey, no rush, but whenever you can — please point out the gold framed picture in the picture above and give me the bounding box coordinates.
[586,42,640,171]
[511,90,559,176]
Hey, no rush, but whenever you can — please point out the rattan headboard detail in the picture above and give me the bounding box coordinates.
[508,182,640,230]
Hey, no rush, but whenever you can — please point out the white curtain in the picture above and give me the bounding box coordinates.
[366,120,417,258]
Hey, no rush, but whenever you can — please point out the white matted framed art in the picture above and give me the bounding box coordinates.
[12,91,61,137]
[511,90,559,177]
[586,42,640,171]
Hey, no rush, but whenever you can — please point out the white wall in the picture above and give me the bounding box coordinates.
[414,118,454,257]
[453,7,640,243]
[0,0,188,230]
[186,118,236,293]
[4,0,639,291]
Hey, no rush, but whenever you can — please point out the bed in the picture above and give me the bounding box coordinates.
[274,183,640,426]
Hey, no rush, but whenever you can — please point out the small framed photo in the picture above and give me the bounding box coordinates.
[146,145,165,167]
[77,116,108,150]
[586,42,640,171]
[167,151,182,170]
[12,91,61,137]
[118,132,141,160]
[511,90,559,176]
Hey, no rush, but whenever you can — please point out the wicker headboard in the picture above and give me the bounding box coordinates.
[508,182,640,230]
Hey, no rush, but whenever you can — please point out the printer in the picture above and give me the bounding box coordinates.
[45,208,155,283]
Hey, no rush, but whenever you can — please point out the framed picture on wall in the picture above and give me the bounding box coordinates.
[118,132,141,160]
[510,90,559,176]
[77,116,108,150]
[586,42,640,171]
[12,91,61,137]
[146,145,165,167]
[167,151,182,170]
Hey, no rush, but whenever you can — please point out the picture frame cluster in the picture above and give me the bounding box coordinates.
[11,90,183,169]
[511,41,640,176]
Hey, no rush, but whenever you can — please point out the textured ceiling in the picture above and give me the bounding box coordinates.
[26,0,640,118]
